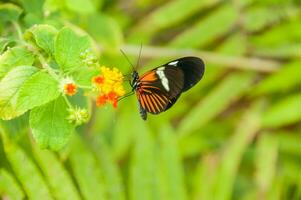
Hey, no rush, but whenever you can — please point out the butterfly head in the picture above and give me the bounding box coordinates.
[131,71,140,90]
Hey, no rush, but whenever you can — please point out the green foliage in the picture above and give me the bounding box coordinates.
[213,102,263,200]
[33,147,81,200]
[170,4,238,48]
[30,97,74,150]
[65,0,96,14]
[54,27,91,73]
[0,47,35,79]
[84,13,123,50]
[0,66,38,120]
[68,135,106,200]
[0,169,24,200]
[1,0,301,199]
[24,24,58,55]
[262,93,301,128]
[178,72,254,135]
[3,140,53,200]
[253,61,301,95]
[255,133,278,199]
[17,71,60,112]
[0,4,22,23]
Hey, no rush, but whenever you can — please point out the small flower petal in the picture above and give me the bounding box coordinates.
[92,75,104,85]
[64,83,77,96]
[96,95,107,107]
[59,77,77,96]
[92,66,125,108]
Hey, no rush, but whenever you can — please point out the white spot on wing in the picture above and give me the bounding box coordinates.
[156,67,170,91]
[168,61,178,66]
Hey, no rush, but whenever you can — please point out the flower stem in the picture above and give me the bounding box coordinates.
[77,84,93,89]
[12,21,23,41]
[63,95,73,109]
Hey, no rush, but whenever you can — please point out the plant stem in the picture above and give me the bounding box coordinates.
[63,95,73,109]
[12,21,23,41]
[77,84,93,89]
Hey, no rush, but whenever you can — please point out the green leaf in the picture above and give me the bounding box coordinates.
[69,135,107,200]
[29,97,74,150]
[177,72,254,136]
[129,123,159,200]
[23,13,43,27]
[0,169,24,200]
[128,0,221,42]
[72,67,99,86]
[0,37,14,54]
[24,24,58,55]
[158,125,187,200]
[244,5,298,33]
[0,46,35,80]
[17,71,60,113]
[85,14,123,50]
[262,93,301,128]
[93,139,125,200]
[250,17,301,48]
[170,4,238,48]
[255,133,278,199]
[4,142,53,200]
[54,27,91,73]
[276,132,301,156]
[0,66,38,120]
[65,0,96,14]
[111,104,137,160]
[33,147,81,200]
[253,61,301,95]
[18,0,45,16]
[192,154,219,200]
[0,3,22,22]
[213,102,263,200]
[0,113,29,138]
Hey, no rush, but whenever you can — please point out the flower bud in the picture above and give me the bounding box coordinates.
[67,107,89,126]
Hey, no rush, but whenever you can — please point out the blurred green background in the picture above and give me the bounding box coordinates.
[1,0,301,199]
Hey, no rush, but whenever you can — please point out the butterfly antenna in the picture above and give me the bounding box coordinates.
[135,43,143,70]
[120,49,135,71]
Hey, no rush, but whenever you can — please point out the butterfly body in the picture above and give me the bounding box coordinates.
[131,56,205,120]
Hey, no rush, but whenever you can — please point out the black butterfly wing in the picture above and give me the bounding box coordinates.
[135,57,205,120]
[163,56,205,92]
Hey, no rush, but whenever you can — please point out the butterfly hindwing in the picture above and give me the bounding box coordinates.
[136,65,184,115]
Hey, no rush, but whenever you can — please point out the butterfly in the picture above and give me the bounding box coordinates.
[125,56,205,120]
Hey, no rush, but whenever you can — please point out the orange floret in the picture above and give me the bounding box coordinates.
[64,83,77,96]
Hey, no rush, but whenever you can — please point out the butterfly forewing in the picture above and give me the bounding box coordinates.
[164,57,205,92]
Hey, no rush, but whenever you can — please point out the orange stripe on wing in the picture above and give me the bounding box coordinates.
[141,94,150,112]
[152,94,165,110]
[153,93,168,107]
[149,95,160,113]
[145,94,156,113]
[139,71,158,82]
[138,92,146,109]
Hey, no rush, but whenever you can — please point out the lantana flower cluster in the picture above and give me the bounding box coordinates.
[58,61,125,126]
[92,67,126,108]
